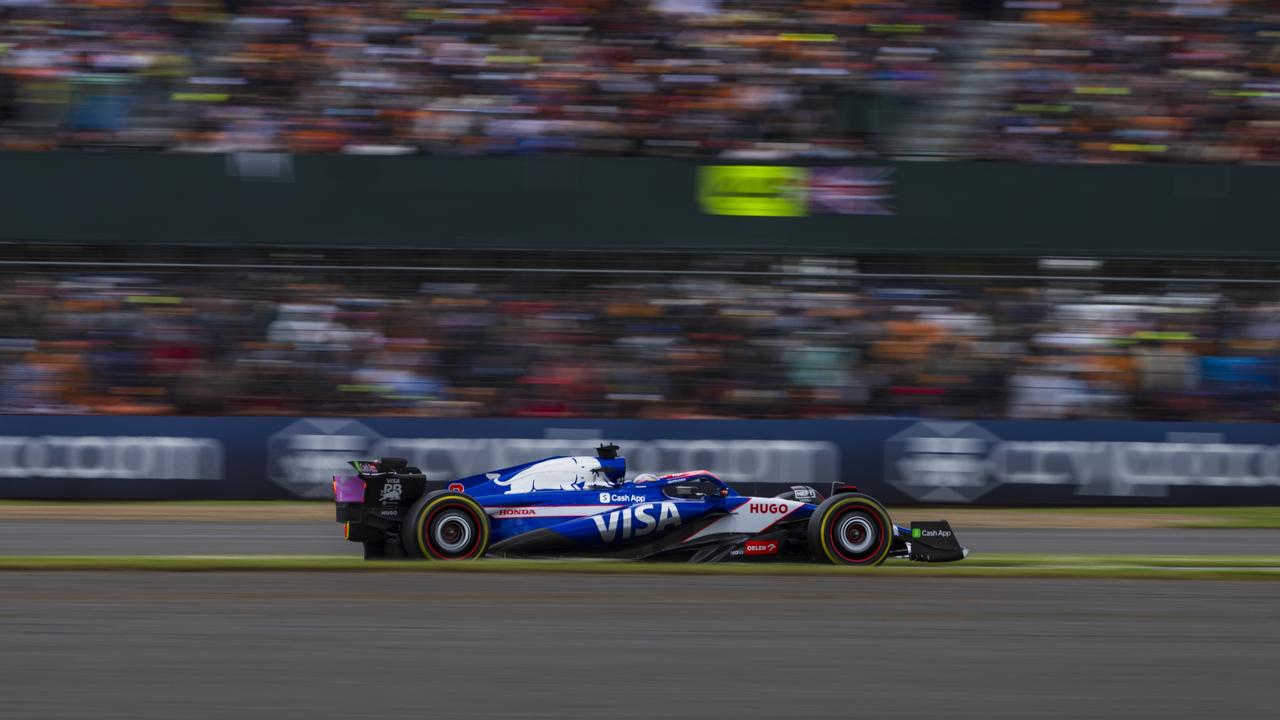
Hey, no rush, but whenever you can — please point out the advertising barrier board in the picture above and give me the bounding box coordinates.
[1,415,1278,504]
[0,153,1275,256]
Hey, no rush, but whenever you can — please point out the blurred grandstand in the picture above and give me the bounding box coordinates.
[2,247,1279,421]
[1,0,1276,161]
[1,1,1278,424]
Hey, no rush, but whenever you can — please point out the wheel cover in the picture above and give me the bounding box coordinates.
[825,505,888,564]
[835,514,876,555]
[432,511,474,553]
[418,499,487,560]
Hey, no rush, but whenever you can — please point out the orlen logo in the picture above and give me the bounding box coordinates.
[744,540,779,556]
[592,502,681,542]
[495,508,536,517]
[747,502,790,514]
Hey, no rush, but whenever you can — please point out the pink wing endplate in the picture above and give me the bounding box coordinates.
[333,475,365,503]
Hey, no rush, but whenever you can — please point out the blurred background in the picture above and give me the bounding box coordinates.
[1,0,1279,502]
[4,248,1280,424]
[1,0,1276,161]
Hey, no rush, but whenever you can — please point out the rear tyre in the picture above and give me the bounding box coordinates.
[400,491,491,561]
[807,493,893,566]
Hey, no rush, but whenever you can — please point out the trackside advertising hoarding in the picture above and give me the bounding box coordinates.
[1,416,1280,504]
[3,153,1279,257]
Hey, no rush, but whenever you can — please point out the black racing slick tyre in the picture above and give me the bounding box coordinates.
[807,493,893,566]
[401,491,491,561]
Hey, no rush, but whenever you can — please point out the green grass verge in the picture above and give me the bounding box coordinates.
[1160,507,1280,529]
[945,506,1280,529]
[1,554,1277,580]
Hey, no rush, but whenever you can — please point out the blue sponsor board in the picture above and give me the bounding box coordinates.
[0,415,1278,504]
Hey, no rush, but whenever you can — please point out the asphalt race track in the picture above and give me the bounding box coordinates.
[3,520,1274,719]
[0,572,1274,720]
[2,520,1279,556]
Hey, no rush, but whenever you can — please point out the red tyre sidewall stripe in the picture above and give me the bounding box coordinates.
[827,504,887,565]
[457,501,486,559]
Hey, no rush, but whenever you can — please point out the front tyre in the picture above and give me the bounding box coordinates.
[401,491,491,561]
[807,493,893,566]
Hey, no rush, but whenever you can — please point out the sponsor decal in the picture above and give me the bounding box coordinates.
[378,478,402,504]
[790,485,818,502]
[884,422,999,503]
[0,435,223,482]
[606,493,648,503]
[599,492,611,503]
[591,502,681,542]
[267,418,381,498]
[492,457,603,494]
[886,421,1280,501]
[681,497,801,542]
[495,507,537,517]
[448,483,465,493]
[743,540,780,556]
[697,165,807,217]
[747,502,789,514]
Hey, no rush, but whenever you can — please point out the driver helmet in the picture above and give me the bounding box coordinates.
[633,473,660,484]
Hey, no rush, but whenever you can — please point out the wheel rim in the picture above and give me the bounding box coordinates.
[824,504,888,564]
[835,514,876,555]
[432,511,474,553]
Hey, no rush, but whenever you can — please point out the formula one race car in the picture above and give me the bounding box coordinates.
[333,444,968,566]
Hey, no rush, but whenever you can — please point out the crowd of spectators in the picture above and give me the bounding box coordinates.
[0,0,960,157]
[978,0,1280,163]
[2,259,1278,421]
[2,0,1275,161]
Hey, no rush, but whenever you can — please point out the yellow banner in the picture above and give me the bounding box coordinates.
[697,166,808,217]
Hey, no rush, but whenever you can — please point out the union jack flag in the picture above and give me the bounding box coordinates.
[808,167,894,216]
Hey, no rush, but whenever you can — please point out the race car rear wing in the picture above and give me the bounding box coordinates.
[335,458,427,514]
[349,457,424,478]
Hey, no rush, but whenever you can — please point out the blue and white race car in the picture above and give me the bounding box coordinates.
[333,444,967,566]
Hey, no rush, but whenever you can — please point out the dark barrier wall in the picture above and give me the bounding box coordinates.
[1,152,1273,256]
[2,415,1279,504]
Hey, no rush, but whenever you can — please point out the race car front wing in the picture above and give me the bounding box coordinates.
[892,520,968,563]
